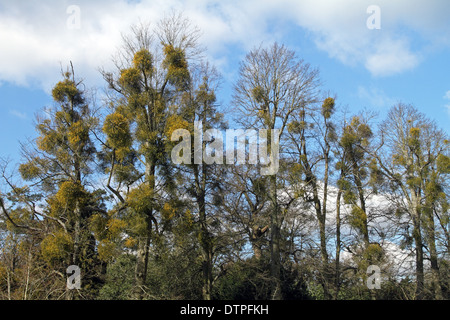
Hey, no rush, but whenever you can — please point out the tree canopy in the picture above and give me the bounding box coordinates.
[0,14,448,301]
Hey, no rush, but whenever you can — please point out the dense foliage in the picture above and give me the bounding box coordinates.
[0,14,448,300]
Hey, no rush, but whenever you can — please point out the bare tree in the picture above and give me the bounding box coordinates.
[232,42,320,299]
[372,103,449,299]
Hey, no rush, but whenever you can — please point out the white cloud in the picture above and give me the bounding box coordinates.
[287,0,442,77]
[357,86,396,109]
[444,90,450,100]
[9,109,27,120]
[364,38,421,77]
[444,90,450,117]
[445,105,450,117]
[0,0,448,88]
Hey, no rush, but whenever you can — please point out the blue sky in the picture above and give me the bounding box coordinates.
[1,0,449,166]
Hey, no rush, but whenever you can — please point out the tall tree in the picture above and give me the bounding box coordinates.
[100,14,201,299]
[286,96,337,299]
[1,67,105,299]
[372,103,449,299]
[168,62,228,300]
[233,43,319,299]
[338,115,374,247]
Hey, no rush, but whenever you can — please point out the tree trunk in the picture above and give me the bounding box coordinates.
[334,187,342,300]
[6,268,11,300]
[313,192,330,300]
[410,191,425,300]
[66,201,82,301]
[251,225,268,260]
[24,243,33,300]
[300,118,330,299]
[134,220,152,300]
[201,248,213,301]
[193,151,214,301]
[424,208,443,300]
[73,205,81,267]
[199,195,213,301]
[321,146,331,300]
[269,174,282,300]
[351,159,369,246]
[134,162,155,300]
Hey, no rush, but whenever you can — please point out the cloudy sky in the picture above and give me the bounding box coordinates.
[1,0,449,164]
